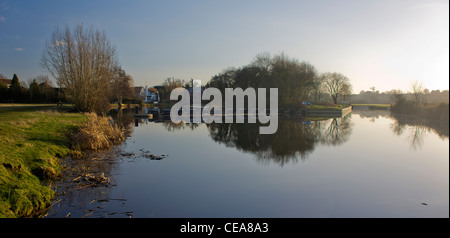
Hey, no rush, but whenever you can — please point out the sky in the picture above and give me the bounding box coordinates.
[0,0,448,93]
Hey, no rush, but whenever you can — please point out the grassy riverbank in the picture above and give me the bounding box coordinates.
[307,104,344,110]
[0,104,125,217]
[0,106,88,217]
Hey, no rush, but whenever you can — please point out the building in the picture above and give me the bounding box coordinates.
[0,78,11,88]
[134,87,145,100]
[134,86,160,103]
[144,86,160,103]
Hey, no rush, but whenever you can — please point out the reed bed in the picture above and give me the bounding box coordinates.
[71,113,125,151]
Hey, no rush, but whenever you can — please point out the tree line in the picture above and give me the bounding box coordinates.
[158,52,353,108]
[350,82,449,105]
[205,52,352,107]
[0,69,133,108]
[0,73,59,103]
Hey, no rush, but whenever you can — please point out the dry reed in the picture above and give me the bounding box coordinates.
[71,113,125,151]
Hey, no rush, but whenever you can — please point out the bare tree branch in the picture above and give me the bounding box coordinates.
[41,23,119,113]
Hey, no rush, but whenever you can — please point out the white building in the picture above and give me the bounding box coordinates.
[135,86,160,103]
[144,86,160,103]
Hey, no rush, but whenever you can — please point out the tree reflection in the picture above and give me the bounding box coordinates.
[109,109,135,137]
[111,110,355,166]
[390,121,406,136]
[390,113,448,150]
[206,115,353,166]
[162,121,186,132]
[320,116,353,146]
[162,121,200,132]
[408,125,427,150]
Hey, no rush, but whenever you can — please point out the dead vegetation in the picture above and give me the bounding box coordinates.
[72,172,110,188]
[71,113,125,152]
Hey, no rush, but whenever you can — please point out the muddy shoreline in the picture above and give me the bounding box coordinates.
[43,147,126,218]
[42,140,168,218]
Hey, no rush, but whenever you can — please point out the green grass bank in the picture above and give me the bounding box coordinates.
[0,105,87,217]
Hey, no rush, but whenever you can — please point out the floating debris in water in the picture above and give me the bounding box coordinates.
[143,154,167,160]
[121,152,135,157]
[72,172,110,188]
[139,148,167,160]
[97,198,127,202]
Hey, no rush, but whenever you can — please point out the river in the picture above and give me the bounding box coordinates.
[45,109,449,218]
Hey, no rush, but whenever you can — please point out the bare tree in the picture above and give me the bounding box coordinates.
[41,23,119,113]
[35,75,54,87]
[270,53,317,105]
[111,66,134,106]
[321,72,352,104]
[311,73,326,101]
[340,82,353,103]
[251,52,272,71]
[27,75,54,89]
[410,80,426,106]
[390,89,405,105]
[207,68,237,91]
[161,77,185,102]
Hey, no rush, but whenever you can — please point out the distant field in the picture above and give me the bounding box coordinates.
[351,104,391,109]
[0,103,57,107]
[0,103,72,108]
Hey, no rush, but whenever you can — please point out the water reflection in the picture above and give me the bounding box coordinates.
[110,108,135,136]
[47,109,448,218]
[206,115,353,166]
[162,121,200,132]
[111,108,448,159]
[389,113,449,150]
[390,114,449,139]
[352,109,449,150]
[319,116,353,146]
[111,109,354,166]
[355,110,391,121]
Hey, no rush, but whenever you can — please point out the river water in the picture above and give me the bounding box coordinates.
[46,110,449,218]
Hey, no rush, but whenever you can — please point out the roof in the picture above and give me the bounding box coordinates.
[0,79,11,85]
[39,82,53,88]
[134,87,144,94]
[148,88,158,93]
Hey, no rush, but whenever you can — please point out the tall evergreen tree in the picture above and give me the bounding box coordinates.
[9,74,23,102]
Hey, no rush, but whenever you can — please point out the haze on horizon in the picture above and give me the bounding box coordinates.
[0,0,448,93]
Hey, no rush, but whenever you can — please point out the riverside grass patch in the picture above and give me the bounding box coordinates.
[0,109,88,217]
[0,108,127,217]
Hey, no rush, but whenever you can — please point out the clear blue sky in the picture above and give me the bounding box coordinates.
[0,0,448,92]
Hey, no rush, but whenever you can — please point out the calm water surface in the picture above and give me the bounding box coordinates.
[47,110,449,218]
